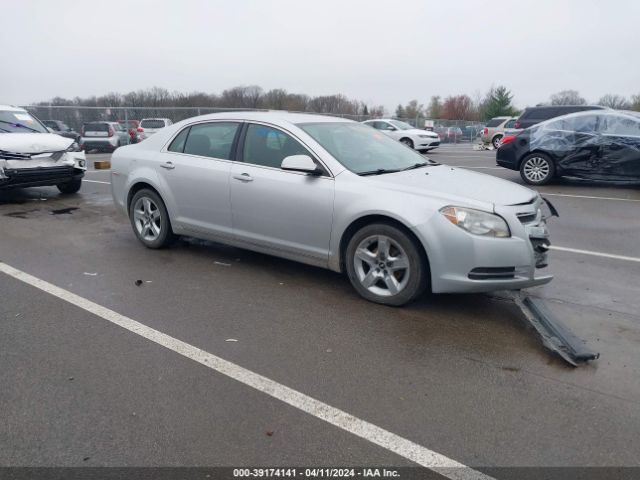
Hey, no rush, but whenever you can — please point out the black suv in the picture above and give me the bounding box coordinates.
[514,105,607,129]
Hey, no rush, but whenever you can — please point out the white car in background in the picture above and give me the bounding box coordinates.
[362,119,440,152]
[138,118,173,140]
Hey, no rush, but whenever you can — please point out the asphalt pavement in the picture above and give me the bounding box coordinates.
[1,146,639,477]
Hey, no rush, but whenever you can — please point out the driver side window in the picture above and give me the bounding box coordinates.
[241,124,311,169]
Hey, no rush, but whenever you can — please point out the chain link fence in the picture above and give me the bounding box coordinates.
[21,105,484,144]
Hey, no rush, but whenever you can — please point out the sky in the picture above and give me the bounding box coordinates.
[2,0,639,112]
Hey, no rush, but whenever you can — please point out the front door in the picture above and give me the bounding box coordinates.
[229,123,334,265]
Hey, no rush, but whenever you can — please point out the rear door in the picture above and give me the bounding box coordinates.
[156,121,241,238]
[598,114,640,180]
[229,123,334,265]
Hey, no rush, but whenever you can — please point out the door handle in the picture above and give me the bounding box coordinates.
[233,173,253,182]
[160,161,175,170]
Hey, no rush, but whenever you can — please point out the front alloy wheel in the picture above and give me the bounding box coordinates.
[520,153,555,185]
[400,138,414,149]
[346,223,428,306]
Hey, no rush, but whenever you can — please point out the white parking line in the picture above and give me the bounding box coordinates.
[0,261,492,480]
[550,246,640,263]
[83,180,111,185]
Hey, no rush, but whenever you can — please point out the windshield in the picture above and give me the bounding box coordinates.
[0,110,48,133]
[389,120,413,130]
[299,122,434,175]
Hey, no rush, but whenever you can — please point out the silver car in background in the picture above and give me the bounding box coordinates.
[111,112,552,305]
[138,118,173,140]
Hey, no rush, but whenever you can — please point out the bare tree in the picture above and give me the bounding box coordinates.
[550,90,587,105]
[598,94,629,109]
[442,95,473,120]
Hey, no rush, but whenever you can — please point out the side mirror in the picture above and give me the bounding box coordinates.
[281,155,321,175]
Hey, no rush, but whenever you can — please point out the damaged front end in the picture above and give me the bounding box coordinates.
[0,133,86,190]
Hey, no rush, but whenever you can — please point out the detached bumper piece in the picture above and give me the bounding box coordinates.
[506,291,599,366]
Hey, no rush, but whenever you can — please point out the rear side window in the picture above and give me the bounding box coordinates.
[141,119,167,129]
[526,108,557,120]
[168,127,190,153]
[182,122,240,159]
[84,123,109,132]
[242,124,310,169]
[485,118,504,127]
[504,119,516,128]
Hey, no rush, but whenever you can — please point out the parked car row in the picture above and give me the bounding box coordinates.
[39,116,174,153]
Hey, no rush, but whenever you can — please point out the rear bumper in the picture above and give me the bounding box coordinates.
[0,166,84,190]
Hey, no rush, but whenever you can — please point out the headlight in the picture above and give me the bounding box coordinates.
[67,142,79,152]
[440,206,510,237]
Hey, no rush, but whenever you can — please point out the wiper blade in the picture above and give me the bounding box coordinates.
[0,120,41,133]
[358,168,402,176]
[402,162,430,171]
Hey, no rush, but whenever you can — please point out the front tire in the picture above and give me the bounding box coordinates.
[345,223,428,306]
[400,138,414,149]
[520,153,555,185]
[129,189,176,248]
[57,178,82,194]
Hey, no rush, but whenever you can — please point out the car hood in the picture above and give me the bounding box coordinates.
[0,133,74,154]
[369,165,537,207]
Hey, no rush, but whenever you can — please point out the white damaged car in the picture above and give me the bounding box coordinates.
[0,105,86,194]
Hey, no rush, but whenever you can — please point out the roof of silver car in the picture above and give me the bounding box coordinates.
[188,110,353,125]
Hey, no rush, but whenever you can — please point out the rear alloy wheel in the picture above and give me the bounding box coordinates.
[492,135,503,149]
[400,138,414,149]
[346,223,428,306]
[520,153,555,185]
[57,178,82,194]
[129,189,176,248]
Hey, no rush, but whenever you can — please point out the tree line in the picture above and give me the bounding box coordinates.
[34,85,640,122]
[35,86,385,119]
[397,87,640,121]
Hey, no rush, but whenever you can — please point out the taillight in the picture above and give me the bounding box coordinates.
[137,127,144,132]
[514,121,521,129]
[483,128,488,135]
[108,127,114,137]
[500,134,516,146]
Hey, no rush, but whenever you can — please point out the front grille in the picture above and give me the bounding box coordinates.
[5,165,75,180]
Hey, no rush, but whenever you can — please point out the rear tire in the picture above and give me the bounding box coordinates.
[520,152,555,185]
[345,223,428,306]
[129,189,176,249]
[57,178,82,194]
[492,135,503,149]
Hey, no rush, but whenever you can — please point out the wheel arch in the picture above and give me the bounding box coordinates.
[517,149,554,169]
[127,181,162,212]
[338,214,431,280]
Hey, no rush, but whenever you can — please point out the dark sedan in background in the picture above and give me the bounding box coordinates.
[497,110,640,185]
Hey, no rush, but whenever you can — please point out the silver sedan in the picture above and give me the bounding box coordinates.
[111,112,552,306]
